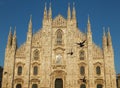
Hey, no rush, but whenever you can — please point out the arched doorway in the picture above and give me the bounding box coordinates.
[97,84,103,88]
[55,78,63,88]
[16,84,22,88]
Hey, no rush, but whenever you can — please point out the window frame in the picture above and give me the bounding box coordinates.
[17,66,22,75]
[80,66,85,75]
[33,66,38,75]
[96,66,101,75]
[56,29,63,45]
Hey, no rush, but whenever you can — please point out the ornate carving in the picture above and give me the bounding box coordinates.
[52,15,67,28]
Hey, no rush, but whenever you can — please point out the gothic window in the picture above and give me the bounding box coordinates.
[18,66,22,75]
[33,66,38,75]
[80,66,85,75]
[16,84,22,88]
[80,84,86,88]
[33,49,39,60]
[80,51,85,60]
[32,84,38,88]
[56,29,62,45]
[96,66,101,75]
[97,84,102,88]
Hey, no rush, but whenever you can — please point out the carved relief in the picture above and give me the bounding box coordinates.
[52,15,67,28]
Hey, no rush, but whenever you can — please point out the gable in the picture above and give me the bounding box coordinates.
[52,15,67,28]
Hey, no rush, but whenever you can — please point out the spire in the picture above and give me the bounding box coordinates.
[44,3,47,19]
[48,3,52,19]
[72,2,76,19]
[13,27,16,37]
[12,27,17,49]
[7,27,12,48]
[103,27,106,37]
[87,15,91,33]
[28,15,32,33]
[67,3,71,20]
[102,27,107,49]
[107,27,112,47]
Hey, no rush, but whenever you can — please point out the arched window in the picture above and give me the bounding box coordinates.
[33,49,39,60]
[56,29,62,45]
[80,84,86,88]
[32,84,38,88]
[80,66,85,75]
[80,51,85,60]
[97,84,102,88]
[18,66,22,75]
[33,66,38,75]
[96,66,101,75]
[16,84,22,88]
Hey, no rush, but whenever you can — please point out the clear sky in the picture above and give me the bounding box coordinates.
[0,0,120,74]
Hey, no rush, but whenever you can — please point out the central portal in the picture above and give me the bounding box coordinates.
[55,78,63,88]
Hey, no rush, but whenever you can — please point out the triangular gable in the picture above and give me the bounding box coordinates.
[52,14,67,27]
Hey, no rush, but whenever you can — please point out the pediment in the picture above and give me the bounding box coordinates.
[52,15,67,27]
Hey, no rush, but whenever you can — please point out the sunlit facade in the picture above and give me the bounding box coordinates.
[2,3,117,88]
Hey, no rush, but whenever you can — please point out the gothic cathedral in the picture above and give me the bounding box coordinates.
[2,3,117,88]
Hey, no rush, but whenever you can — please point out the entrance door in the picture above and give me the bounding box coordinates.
[55,78,63,88]
[97,84,102,88]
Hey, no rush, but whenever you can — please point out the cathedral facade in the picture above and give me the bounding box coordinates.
[2,4,117,88]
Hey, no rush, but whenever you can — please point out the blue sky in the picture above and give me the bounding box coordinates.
[0,0,120,74]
